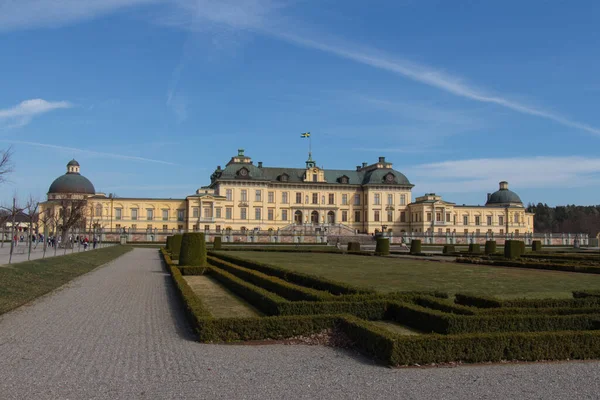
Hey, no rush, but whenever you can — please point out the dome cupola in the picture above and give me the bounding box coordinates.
[48,159,95,196]
[485,181,522,206]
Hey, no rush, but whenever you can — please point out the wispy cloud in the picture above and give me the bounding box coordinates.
[0,140,177,165]
[0,0,160,31]
[406,156,600,194]
[0,99,72,128]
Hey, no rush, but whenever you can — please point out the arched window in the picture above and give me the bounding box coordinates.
[95,204,102,217]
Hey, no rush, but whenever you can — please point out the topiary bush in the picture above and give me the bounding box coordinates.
[375,237,390,256]
[170,234,183,260]
[166,236,172,251]
[410,240,422,255]
[347,242,361,252]
[532,240,542,252]
[468,243,481,254]
[442,244,455,254]
[179,232,207,266]
[213,236,222,250]
[504,240,524,259]
[485,240,496,255]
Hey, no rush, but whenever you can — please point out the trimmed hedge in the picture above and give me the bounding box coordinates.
[375,237,390,256]
[455,292,600,309]
[412,296,477,315]
[278,300,390,320]
[179,232,207,266]
[213,236,222,250]
[574,290,600,299]
[179,266,209,276]
[207,252,372,295]
[456,257,600,274]
[455,293,503,308]
[485,241,496,255]
[170,234,183,260]
[504,240,524,259]
[410,240,422,254]
[347,242,361,252]
[442,244,455,254]
[166,236,172,251]
[468,243,481,254]
[532,240,542,252]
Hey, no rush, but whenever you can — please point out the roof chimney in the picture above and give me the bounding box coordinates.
[362,162,368,168]
[356,165,361,171]
[258,161,263,168]
[217,165,221,170]
[238,148,245,156]
[499,181,508,190]
[378,156,385,163]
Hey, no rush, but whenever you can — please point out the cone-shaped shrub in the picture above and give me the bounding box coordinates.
[410,240,422,254]
[485,240,496,255]
[179,232,207,266]
[213,236,222,250]
[532,240,542,252]
[468,243,481,254]
[443,244,455,254]
[375,237,390,256]
[347,242,361,252]
[170,234,183,259]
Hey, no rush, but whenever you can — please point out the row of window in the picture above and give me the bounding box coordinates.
[412,212,521,225]
[224,189,407,206]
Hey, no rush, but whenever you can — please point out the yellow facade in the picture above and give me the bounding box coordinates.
[39,151,534,236]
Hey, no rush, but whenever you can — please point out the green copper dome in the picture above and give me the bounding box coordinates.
[48,160,95,195]
[486,181,522,206]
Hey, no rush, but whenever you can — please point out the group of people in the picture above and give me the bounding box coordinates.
[10,233,100,251]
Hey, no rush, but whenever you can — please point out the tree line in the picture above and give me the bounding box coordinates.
[526,203,600,236]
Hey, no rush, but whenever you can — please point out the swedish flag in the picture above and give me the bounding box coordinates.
[300,132,311,138]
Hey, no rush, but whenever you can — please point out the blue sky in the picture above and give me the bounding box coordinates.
[1,0,600,206]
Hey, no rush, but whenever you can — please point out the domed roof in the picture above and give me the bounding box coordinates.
[362,168,411,186]
[486,181,522,206]
[48,160,95,195]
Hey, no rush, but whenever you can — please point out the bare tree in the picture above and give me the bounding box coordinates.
[24,196,39,261]
[50,209,61,257]
[57,198,88,255]
[1,196,25,264]
[0,147,13,185]
[0,211,9,249]
[38,207,53,258]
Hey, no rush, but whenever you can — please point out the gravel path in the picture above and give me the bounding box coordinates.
[1,248,599,399]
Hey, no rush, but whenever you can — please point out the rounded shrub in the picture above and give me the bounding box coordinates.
[485,240,497,255]
[410,240,422,255]
[375,237,390,256]
[442,244,455,254]
[213,236,222,250]
[532,240,542,252]
[347,242,361,252]
[179,232,207,266]
[468,243,481,254]
[170,234,183,259]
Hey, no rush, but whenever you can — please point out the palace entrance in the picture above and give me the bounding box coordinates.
[311,211,319,225]
[294,210,303,225]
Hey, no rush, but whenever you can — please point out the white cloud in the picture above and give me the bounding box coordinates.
[0,99,72,127]
[406,156,600,194]
[0,0,160,31]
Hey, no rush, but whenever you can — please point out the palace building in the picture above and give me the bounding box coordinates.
[39,149,534,237]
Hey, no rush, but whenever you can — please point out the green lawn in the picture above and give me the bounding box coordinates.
[0,246,132,315]
[220,251,600,299]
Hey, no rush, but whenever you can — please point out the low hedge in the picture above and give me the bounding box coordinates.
[479,306,600,316]
[347,242,361,252]
[278,299,389,320]
[573,290,600,299]
[455,257,600,274]
[207,256,334,302]
[454,293,502,308]
[442,245,455,254]
[522,253,600,263]
[179,266,209,276]
[411,296,477,315]
[455,292,600,309]
[208,252,372,295]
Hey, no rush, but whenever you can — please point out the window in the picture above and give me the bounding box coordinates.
[387,194,393,205]
[487,216,492,226]
[514,214,519,223]
[131,224,137,231]
[177,210,184,221]
[438,228,443,234]
[374,210,380,222]
[282,192,289,204]
[387,210,393,222]
[131,208,138,221]
[400,212,406,222]
[115,208,122,220]
[322,195,325,205]
[225,208,232,219]
[146,209,153,221]
[268,191,274,203]
[463,215,469,225]
[312,174,317,182]
[400,195,406,205]
[427,213,432,222]
[328,193,334,204]
[147,224,153,230]
[204,207,212,218]
[95,204,102,217]
[282,209,288,221]
[374,194,381,205]
[193,207,199,218]
[216,208,222,218]
[178,224,183,230]
[354,194,360,206]
[162,225,168,232]
[162,210,169,221]
[240,208,247,220]
[499,216,504,226]
[268,209,274,221]
[476,229,480,235]
[342,194,348,205]
[226,189,232,201]
[295,192,302,204]
[355,211,361,222]
[216,225,221,232]
[255,208,261,220]
[436,212,441,222]
[464,229,468,234]
[203,225,209,231]
[115,224,121,230]
[446,213,451,223]
[500,229,504,234]
[241,190,247,202]
[255,190,262,202]
[475,216,480,226]
[342,211,348,222]
[312,193,318,204]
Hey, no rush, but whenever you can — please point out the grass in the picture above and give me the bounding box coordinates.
[0,246,132,315]
[219,251,600,299]
[183,275,261,318]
